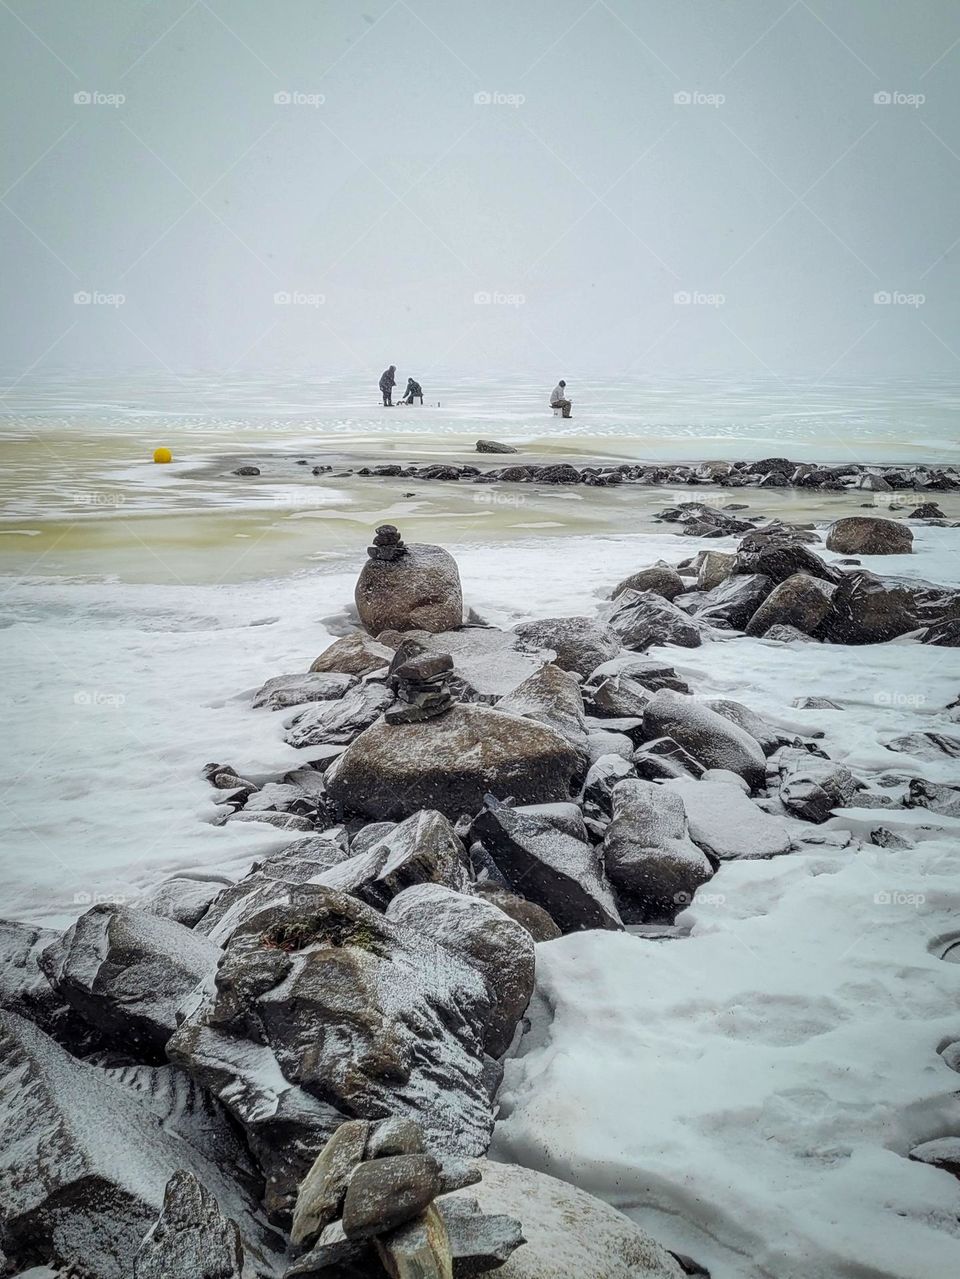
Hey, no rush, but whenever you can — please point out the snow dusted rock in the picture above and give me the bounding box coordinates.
[39,904,219,1056]
[219,810,315,832]
[744,572,837,637]
[194,838,349,944]
[341,1153,442,1240]
[642,690,766,789]
[706,698,792,755]
[586,653,690,693]
[314,810,468,909]
[310,631,396,676]
[441,1159,684,1279]
[477,438,519,453]
[356,542,463,634]
[762,623,820,643]
[140,876,227,928]
[325,705,580,822]
[822,571,960,644]
[283,682,394,748]
[0,920,81,1043]
[768,746,862,823]
[290,1119,369,1249]
[387,883,535,1057]
[633,736,705,782]
[0,1012,279,1279]
[693,573,772,630]
[168,886,498,1217]
[382,1196,523,1277]
[583,672,651,719]
[253,671,357,711]
[603,780,713,918]
[512,801,589,841]
[402,627,547,699]
[734,536,838,586]
[587,727,635,763]
[472,798,622,933]
[609,564,686,602]
[664,779,792,860]
[696,550,736,592]
[601,590,703,651]
[496,665,589,768]
[825,516,913,556]
[884,731,960,761]
[905,777,960,818]
[513,616,620,678]
[907,1137,960,1178]
[133,1171,246,1279]
[471,886,562,943]
[582,753,637,814]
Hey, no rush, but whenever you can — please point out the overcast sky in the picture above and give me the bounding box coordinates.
[1,0,959,379]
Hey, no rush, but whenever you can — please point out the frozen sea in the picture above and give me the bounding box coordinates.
[1,372,959,1278]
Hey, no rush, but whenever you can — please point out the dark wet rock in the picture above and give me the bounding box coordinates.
[310,631,397,676]
[919,618,960,646]
[387,883,535,1057]
[0,1012,277,1279]
[584,672,651,719]
[39,905,219,1057]
[133,1170,245,1279]
[884,731,960,760]
[472,798,622,933]
[283,682,394,748]
[610,564,686,602]
[823,571,960,644]
[513,615,620,678]
[582,753,638,815]
[642,690,766,788]
[602,590,703,651]
[870,827,911,850]
[387,651,456,724]
[910,502,945,519]
[470,885,562,942]
[768,746,862,822]
[356,540,463,634]
[234,466,260,476]
[532,463,581,484]
[587,654,690,694]
[325,704,581,822]
[315,810,468,909]
[290,1120,370,1249]
[253,671,357,711]
[496,664,590,768]
[633,737,704,782]
[665,779,792,861]
[0,920,86,1044]
[905,777,960,819]
[744,573,836,637]
[603,780,713,919]
[825,516,913,555]
[735,535,838,586]
[168,886,498,1217]
[341,1153,442,1240]
[693,573,773,630]
[141,876,227,929]
[696,550,737,592]
[476,439,518,454]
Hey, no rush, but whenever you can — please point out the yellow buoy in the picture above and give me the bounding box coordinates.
[153,447,172,464]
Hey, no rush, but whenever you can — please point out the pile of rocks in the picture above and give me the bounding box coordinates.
[368,523,407,562]
[386,650,455,723]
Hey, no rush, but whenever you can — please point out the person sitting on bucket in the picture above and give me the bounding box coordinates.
[379,365,396,406]
[401,377,423,405]
[550,379,572,418]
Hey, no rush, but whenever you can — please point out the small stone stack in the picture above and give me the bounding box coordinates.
[368,524,408,562]
[386,652,455,724]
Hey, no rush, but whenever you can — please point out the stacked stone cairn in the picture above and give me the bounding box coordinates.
[368,523,408,562]
[386,649,455,724]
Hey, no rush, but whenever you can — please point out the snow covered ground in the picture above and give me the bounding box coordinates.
[2,523,960,1278]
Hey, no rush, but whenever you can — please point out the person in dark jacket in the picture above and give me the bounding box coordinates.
[379,365,396,406]
[401,377,423,405]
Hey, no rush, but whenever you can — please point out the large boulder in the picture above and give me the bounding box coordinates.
[696,550,736,592]
[693,573,772,630]
[609,564,686,602]
[664,779,792,860]
[141,876,227,929]
[441,1160,684,1278]
[0,1012,278,1279]
[744,573,837,637]
[642,690,766,789]
[387,883,535,1057]
[600,590,703,650]
[496,664,589,767]
[39,905,219,1057]
[355,543,463,634]
[825,516,913,555]
[735,535,838,586]
[0,920,87,1044]
[472,799,622,933]
[602,780,713,918]
[822,571,960,644]
[310,631,396,676]
[586,654,690,693]
[133,1171,245,1279]
[513,616,620,678]
[167,886,498,1216]
[324,705,580,822]
[768,746,862,822]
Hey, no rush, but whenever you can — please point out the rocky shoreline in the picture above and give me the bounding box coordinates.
[2,510,960,1278]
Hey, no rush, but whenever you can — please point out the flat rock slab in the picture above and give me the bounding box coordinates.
[664,779,793,860]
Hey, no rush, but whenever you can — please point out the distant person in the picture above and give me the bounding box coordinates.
[401,377,423,405]
[550,378,572,418]
[379,365,396,406]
